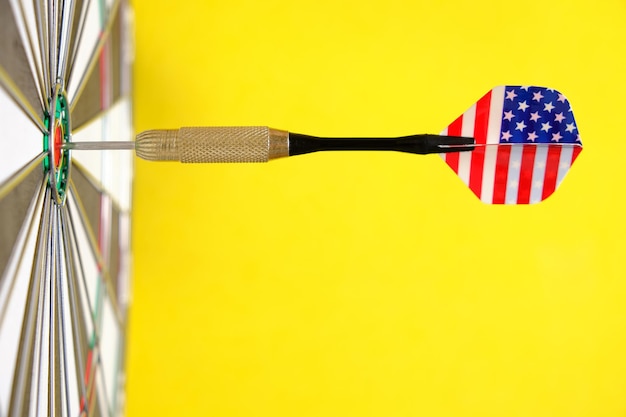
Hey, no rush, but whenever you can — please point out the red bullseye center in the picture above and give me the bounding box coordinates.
[54,124,63,168]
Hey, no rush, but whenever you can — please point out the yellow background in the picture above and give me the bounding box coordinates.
[128,1,626,416]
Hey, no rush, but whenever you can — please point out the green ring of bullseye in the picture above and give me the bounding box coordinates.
[43,88,71,204]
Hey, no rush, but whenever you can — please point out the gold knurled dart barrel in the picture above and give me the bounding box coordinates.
[135,126,290,163]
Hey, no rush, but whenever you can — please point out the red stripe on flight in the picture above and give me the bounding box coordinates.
[541,145,562,201]
[492,145,512,204]
[445,115,464,174]
[468,90,492,199]
[516,145,537,204]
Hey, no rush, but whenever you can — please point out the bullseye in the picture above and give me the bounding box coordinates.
[54,123,63,168]
[43,84,71,205]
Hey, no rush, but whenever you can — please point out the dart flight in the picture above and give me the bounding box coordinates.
[440,86,581,204]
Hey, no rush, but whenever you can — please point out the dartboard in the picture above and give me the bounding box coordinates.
[0,0,133,416]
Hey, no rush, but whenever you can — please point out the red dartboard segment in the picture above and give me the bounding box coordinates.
[440,86,583,204]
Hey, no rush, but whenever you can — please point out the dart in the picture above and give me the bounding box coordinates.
[64,85,583,204]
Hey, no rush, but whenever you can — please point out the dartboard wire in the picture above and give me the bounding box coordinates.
[67,197,109,416]
[6,176,47,417]
[0,173,46,336]
[65,193,107,416]
[48,201,58,416]
[69,0,120,112]
[85,373,97,417]
[72,166,128,415]
[82,21,115,408]
[68,179,124,325]
[0,67,46,133]
[36,198,57,416]
[33,0,51,102]
[96,358,115,417]
[12,0,48,112]
[67,183,123,417]
[90,273,119,416]
[60,204,90,415]
[109,326,124,416]
[47,1,59,95]
[66,190,107,344]
[55,205,73,417]
[57,0,76,84]
[65,0,93,89]
[26,188,52,417]
[30,188,51,417]
[64,197,101,340]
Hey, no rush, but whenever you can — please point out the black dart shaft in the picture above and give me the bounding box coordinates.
[288,133,474,156]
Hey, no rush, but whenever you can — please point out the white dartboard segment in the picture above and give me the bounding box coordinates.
[0,0,42,120]
[0,181,44,417]
[0,87,42,186]
[72,97,134,212]
[66,0,108,101]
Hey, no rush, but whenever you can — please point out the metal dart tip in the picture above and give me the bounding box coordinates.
[61,141,136,151]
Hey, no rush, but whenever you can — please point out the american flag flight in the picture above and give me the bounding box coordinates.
[440,86,582,204]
